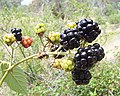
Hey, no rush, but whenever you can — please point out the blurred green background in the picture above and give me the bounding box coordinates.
[0,0,120,95]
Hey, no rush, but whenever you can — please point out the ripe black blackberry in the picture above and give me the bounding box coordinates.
[11,28,22,41]
[76,19,101,43]
[51,44,66,59]
[93,43,105,61]
[74,43,105,70]
[71,68,92,85]
[60,28,81,50]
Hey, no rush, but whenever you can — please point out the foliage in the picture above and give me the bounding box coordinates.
[1,64,27,94]
[108,13,120,24]
[0,0,21,9]
[103,4,118,16]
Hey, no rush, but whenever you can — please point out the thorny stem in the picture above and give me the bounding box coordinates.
[9,51,67,70]
[0,51,68,86]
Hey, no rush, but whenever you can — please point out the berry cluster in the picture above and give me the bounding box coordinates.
[53,59,62,69]
[72,68,92,85]
[51,44,66,59]
[65,22,76,29]
[52,19,105,85]
[21,36,33,48]
[53,58,75,71]
[71,43,105,85]
[3,34,16,46]
[11,28,22,41]
[74,43,105,70]
[61,58,74,71]
[60,29,81,50]
[34,23,46,36]
[76,19,101,43]
[48,32,60,43]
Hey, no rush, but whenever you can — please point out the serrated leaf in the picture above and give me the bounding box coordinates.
[2,66,28,94]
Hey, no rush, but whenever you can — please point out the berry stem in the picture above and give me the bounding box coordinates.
[16,41,26,57]
[10,46,14,66]
[55,45,62,52]
[38,34,45,49]
[43,42,49,51]
[46,51,66,56]
[80,40,86,48]
[82,40,86,48]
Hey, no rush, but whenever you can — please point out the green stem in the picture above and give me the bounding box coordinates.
[10,46,14,66]
[46,51,66,56]
[0,70,9,86]
[7,54,39,71]
[43,42,49,51]
[16,42,26,57]
[0,51,67,86]
[55,45,62,52]
[7,51,67,71]
[39,35,45,48]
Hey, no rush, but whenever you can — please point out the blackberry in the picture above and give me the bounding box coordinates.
[51,44,66,59]
[76,19,101,43]
[74,43,105,70]
[60,28,81,50]
[71,68,92,85]
[11,28,22,41]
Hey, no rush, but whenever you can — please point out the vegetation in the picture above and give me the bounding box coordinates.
[0,0,120,95]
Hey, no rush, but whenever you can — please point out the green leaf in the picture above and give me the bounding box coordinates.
[2,65,28,94]
[1,63,8,74]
